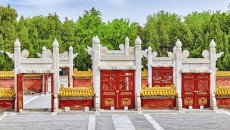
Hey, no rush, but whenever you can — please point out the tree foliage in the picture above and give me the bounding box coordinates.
[0,5,230,70]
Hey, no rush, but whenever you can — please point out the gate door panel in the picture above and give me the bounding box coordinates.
[182,73,210,109]
[152,67,173,87]
[101,70,135,109]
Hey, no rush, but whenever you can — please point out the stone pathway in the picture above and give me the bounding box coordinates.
[1,110,230,130]
[24,94,51,110]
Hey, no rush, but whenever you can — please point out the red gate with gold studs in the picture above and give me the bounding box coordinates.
[182,73,210,109]
[152,67,173,87]
[101,70,135,109]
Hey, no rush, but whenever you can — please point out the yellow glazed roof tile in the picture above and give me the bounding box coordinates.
[0,71,42,78]
[73,68,93,78]
[214,86,230,96]
[216,71,230,77]
[58,84,94,97]
[0,87,15,98]
[141,84,177,97]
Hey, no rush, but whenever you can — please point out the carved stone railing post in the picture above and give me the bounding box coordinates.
[147,46,152,88]
[175,39,182,110]
[93,36,101,112]
[53,39,59,112]
[209,39,217,110]
[69,46,73,88]
[14,39,20,111]
[135,36,142,111]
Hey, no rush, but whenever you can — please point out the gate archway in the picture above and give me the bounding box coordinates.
[87,36,143,110]
[12,39,59,112]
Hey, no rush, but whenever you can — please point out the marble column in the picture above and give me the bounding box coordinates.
[135,36,142,111]
[147,46,152,88]
[175,39,182,110]
[52,39,59,112]
[209,39,218,110]
[14,39,21,112]
[69,46,73,88]
[93,36,101,111]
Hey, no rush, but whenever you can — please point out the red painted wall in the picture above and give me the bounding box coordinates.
[59,99,94,110]
[216,77,230,86]
[216,97,230,109]
[23,79,42,93]
[73,78,92,87]
[141,97,176,109]
[0,79,14,88]
[0,100,15,109]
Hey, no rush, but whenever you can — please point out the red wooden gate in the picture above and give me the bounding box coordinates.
[17,74,23,112]
[101,70,135,109]
[152,67,173,87]
[182,73,210,109]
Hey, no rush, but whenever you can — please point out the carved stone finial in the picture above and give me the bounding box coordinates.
[14,39,20,47]
[53,39,59,47]
[92,36,96,43]
[93,35,100,44]
[135,36,141,45]
[148,46,152,51]
[210,39,216,48]
[176,39,182,47]
[125,37,129,42]
[69,46,73,51]
[42,46,46,51]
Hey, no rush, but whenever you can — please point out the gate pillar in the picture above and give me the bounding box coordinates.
[210,40,218,110]
[147,47,152,88]
[69,46,73,87]
[135,36,142,111]
[14,39,21,111]
[93,36,101,111]
[175,39,182,110]
[53,39,59,112]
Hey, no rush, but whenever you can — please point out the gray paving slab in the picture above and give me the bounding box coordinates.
[0,114,88,130]
[150,113,230,130]
[129,114,155,130]
[96,115,115,130]
[24,94,51,109]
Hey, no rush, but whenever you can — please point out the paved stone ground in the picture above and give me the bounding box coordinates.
[24,94,51,110]
[1,110,230,130]
[4,92,230,130]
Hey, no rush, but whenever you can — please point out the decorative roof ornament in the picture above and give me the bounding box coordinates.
[69,46,73,51]
[176,39,182,47]
[135,36,141,45]
[42,46,46,51]
[53,39,59,47]
[210,39,216,48]
[14,39,20,47]
[93,35,100,44]
[125,37,129,42]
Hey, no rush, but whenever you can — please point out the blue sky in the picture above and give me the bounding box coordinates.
[0,0,229,25]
